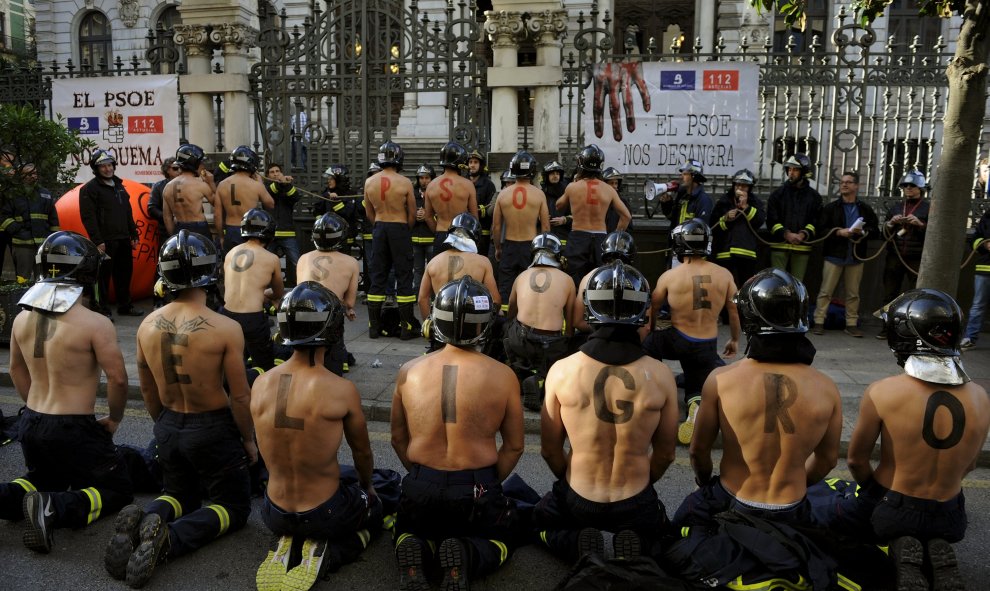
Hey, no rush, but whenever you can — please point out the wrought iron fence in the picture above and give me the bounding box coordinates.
[560,2,990,222]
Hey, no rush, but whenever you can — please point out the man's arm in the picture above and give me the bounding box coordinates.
[364,195,377,226]
[163,188,176,236]
[418,269,433,319]
[649,366,679,482]
[649,277,668,324]
[405,184,417,228]
[93,319,127,434]
[689,371,721,485]
[269,260,285,302]
[846,385,881,483]
[539,200,550,233]
[344,260,359,320]
[212,186,224,238]
[807,385,842,484]
[9,316,30,400]
[423,190,437,232]
[491,196,503,259]
[389,373,413,470]
[613,193,632,231]
[496,376,525,481]
[78,185,104,246]
[341,383,376,494]
[540,366,568,479]
[467,184,479,220]
[562,281,576,337]
[506,281,518,319]
[135,333,163,421]
[223,326,258,464]
[723,277,740,357]
[483,262,500,307]
[554,188,571,213]
[258,184,276,210]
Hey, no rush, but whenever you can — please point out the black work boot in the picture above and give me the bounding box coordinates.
[367,302,383,339]
[399,303,418,341]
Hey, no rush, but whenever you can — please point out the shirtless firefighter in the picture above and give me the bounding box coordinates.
[424,141,478,257]
[162,143,218,238]
[216,145,274,255]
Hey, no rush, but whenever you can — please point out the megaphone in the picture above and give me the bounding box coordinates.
[644,180,678,201]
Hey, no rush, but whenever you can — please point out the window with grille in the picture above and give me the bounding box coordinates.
[79,11,112,67]
[772,0,827,54]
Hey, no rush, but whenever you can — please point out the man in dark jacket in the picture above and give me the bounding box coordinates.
[468,150,498,259]
[0,164,59,281]
[541,160,572,246]
[711,169,765,290]
[79,149,142,317]
[411,164,435,292]
[877,170,930,338]
[961,207,990,349]
[264,163,300,286]
[767,154,822,282]
[810,170,879,337]
[659,159,713,227]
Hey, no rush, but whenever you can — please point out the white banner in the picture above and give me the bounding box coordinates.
[52,75,180,183]
[584,62,759,177]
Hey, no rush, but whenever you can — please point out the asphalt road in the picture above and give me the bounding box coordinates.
[2,392,990,590]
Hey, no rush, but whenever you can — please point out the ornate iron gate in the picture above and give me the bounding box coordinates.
[560,2,989,221]
[250,0,489,192]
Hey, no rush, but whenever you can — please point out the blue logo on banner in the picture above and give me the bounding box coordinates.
[68,117,100,134]
[660,71,695,90]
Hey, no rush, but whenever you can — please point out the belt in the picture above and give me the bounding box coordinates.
[408,464,497,485]
[882,489,963,511]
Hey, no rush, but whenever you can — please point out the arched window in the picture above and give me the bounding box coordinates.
[79,11,113,67]
[151,5,182,74]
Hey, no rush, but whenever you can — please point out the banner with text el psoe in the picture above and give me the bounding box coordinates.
[53,75,180,183]
[584,62,759,178]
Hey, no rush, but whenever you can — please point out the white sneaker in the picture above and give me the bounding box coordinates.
[960,338,975,350]
[678,397,701,445]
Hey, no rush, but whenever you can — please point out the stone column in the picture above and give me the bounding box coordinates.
[173,24,215,150]
[211,23,258,150]
[696,0,716,52]
[484,11,524,154]
[528,10,568,153]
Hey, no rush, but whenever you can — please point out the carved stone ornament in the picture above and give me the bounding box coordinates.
[172,24,211,57]
[119,0,139,27]
[210,23,259,50]
[526,9,568,43]
[484,11,525,47]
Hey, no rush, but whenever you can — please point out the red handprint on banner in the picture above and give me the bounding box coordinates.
[591,61,652,142]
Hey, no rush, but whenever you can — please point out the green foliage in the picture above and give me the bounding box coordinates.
[0,103,95,200]
[750,0,965,26]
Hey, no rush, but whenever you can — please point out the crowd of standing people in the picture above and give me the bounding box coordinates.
[0,139,988,591]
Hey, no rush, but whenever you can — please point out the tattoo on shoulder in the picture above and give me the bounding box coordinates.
[530,268,552,293]
[33,313,56,359]
[275,374,305,430]
[922,390,965,449]
[763,373,797,434]
[154,315,214,334]
[593,366,635,424]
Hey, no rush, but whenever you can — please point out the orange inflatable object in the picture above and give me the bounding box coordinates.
[55,178,160,301]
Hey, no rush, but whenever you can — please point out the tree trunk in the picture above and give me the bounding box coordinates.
[916,0,990,296]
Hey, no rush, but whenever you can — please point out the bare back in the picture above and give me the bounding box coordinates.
[364,170,416,225]
[653,258,736,339]
[164,173,213,226]
[493,180,550,242]
[137,300,244,413]
[544,351,678,501]
[223,241,284,313]
[419,250,498,318]
[864,374,990,500]
[251,357,365,511]
[558,179,629,232]
[704,359,842,504]
[392,346,523,471]
[511,266,575,332]
[11,304,122,414]
[218,172,273,225]
[425,171,478,231]
[296,250,360,311]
